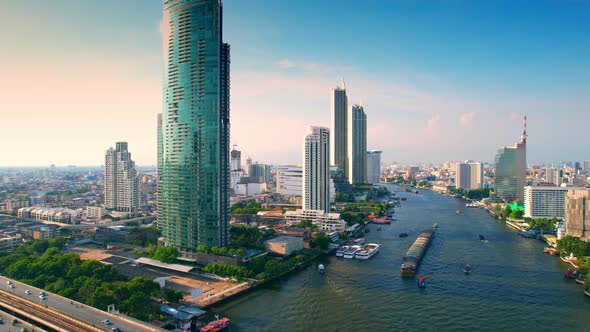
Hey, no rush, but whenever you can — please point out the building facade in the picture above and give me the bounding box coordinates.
[565,189,590,241]
[366,150,382,184]
[330,81,348,177]
[104,142,140,217]
[284,209,346,232]
[494,117,527,202]
[524,186,573,220]
[348,104,367,184]
[303,126,330,213]
[159,0,230,249]
[545,167,561,186]
[276,165,303,196]
[455,162,483,190]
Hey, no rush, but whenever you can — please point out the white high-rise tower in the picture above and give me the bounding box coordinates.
[303,126,330,213]
[104,142,140,217]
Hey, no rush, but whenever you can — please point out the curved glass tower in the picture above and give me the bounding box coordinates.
[159,0,230,250]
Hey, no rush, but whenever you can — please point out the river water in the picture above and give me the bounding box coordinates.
[212,185,590,331]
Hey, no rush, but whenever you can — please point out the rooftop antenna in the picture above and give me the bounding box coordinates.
[521,114,527,143]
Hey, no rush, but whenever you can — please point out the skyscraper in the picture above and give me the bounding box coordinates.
[348,104,367,184]
[565,188,590,241]
[104,142,140,217]
[494,116,527,202]
[331,80,348,176]
[545,167,561,186]
[455,161,483,190]
[159,0,230,250]
[303,126,330,213]
[366,150,382,185]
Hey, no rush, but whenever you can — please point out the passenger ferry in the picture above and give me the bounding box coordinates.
[336,246,349,257]
[200,317,230,332]
[354,243,380,260]
[466,202,479,208]
[343,245,361,259]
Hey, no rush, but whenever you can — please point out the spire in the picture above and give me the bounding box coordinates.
[341,78,346,90]
[359,98,364,108]
[521,114,527,143]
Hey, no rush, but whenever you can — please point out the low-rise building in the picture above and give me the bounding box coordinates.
[235,183,267,196]
[284,209,346,232]
[524,186,578,220]
[0,236,19,252]
[86,206,104,221]
[265,235,304,256]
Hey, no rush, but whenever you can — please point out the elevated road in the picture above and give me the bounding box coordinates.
[0,276,165,332]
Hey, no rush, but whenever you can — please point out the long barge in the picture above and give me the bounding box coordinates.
[400,229,435,277]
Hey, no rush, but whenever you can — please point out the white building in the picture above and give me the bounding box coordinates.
[366,150,382,184]
[235,182,267,196]
[86,206,104,221]
[276,165,303,196]
[284,209,346,232]
[105,142,140,217]
[524,186,576,219]
[455,162,483,190]
[303,126,330,213]
[230,170,243,191]
[545,167,561,186]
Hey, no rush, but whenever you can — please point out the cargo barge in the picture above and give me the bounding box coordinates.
[400,229,435,277]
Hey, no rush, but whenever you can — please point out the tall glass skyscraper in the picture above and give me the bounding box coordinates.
[330,80,348,177]
[494,116,527,202]
[348,104,367,184]
[159,0,230,250]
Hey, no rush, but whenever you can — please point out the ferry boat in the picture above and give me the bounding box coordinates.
[200,317,230,332]
[479,234,485,241]
[465,202,479,208]
[401,229,435,277]
[336,246,349,257]
[353,238,365,245]
[318,264,325,273]
[372,218,391,225]
[456,209,461,214]
[399,232,408,237]
[343,245,361,259]
[464,264,472,274]
[354,243,380,260]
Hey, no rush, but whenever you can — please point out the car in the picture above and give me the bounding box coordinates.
[112,328,122,332]
[39,294,47,300]
[102,319,112,325]
[0,318,4,324]
[9,284,15,289]
[25,290,32,295]
[39,291,46,296]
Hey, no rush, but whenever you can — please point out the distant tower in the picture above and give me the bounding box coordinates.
[230,145,242,171]
[303,126,330,213]
[104,142,140,217]
[494,115,527,202]
[348,104,367,184]
[366,150,382,184]
[331,80,349,177]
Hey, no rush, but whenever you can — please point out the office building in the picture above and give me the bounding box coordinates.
[565,189,590,241]
[366,150,382,184]
[494,116,527,202]
[545,167,561,186]
[284,209,346,232]
[455,162,483,190]
[303,126,330,213]
[583,160,590,174]
[159,0,230,249]
[248,163,271,183]
[330,80,348,176]
[348,104,367,184]
[104,142,140,217]
[230,146,243,191]
[276,165,303,196]
[524,186,574,220]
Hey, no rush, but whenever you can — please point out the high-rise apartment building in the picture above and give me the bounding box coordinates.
[276,165,303,196]
[524,186,574,220]
[104,142,140,217]
[455,162,483,190]
[303,126,330,213]
[331,81,348,177]
[159,0,230,249]
[494,116,527,202]
[366,150,382,184]
[565,188,590,241]
[583,160,590,174]
[545,167,561,186]
[348,104,367,184]
[248,163,271,183]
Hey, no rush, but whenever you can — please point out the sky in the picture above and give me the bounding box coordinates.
[1,0,589,167]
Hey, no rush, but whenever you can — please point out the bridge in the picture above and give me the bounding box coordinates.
[0,276,165,332]
[0,213,156,230]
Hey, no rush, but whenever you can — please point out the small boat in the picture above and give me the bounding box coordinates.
[399,232,408,237]
[401,197,407,201]
[433,223,439,230]
[353,238,365,245]
[335,245,349,257]
[318,264,325,273]
[479,234,485,241]
[200,317,230,332]
[564,268,578,279]
[466,202,479,208]
[364,228,370,233]
[343,245,361,259]
[456,210,461,214]
[354,243,381,260]
[464,264,472,274]
[418,275,426,288]
[377,228,382,231]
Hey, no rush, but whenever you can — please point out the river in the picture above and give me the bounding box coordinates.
[212,185,590,331]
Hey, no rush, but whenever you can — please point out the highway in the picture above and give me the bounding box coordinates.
[0,309,47,332]
[0,276,166,332]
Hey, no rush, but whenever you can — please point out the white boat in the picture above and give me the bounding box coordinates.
[466,202,479,208]
[343,245,361,259]
[336,246,349,257]
[354,243,380,260]
[318,264,325,273]
[353,238,365,245]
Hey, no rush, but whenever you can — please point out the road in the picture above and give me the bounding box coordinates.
[0,276,165,332]
[0,310,47,332]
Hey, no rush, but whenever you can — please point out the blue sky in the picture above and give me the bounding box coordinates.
[0,0,589,166]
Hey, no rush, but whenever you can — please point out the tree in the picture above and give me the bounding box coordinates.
[557,236,588,258]
[509,210,524,220]
[313,234,330,251]
[153,247,179,263]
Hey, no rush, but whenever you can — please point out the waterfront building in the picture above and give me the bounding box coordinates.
[545,167,561,186]
[276,165,303,196]
[494,116,527,202]
[159,0,230,249]
[104,142,140,217]
[303,126,331,213]
[284,209,346,232]
[265,235,304,256]
[331,80,349,177]
[524,186,576,220]
[565,188,590,241]
[348,104,367,184]
[366,150,382,184]
[455,162,483,190]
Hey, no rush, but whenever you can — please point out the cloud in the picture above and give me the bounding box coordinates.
[425,115,441,132]
[459,112,476,126]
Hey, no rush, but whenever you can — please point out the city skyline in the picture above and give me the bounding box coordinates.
[2,0,590,166]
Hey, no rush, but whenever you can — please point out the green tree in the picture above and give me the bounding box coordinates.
[196,244,208,253]
[557,235,588,258]
[313,234,330,251]
[509,210,524,220]
[153,247,179,263]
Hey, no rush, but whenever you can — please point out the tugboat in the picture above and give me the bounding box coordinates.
[377,227,382,231]
[399,232,408,238]
[464,264,472,274]
[318,264,325,273]
[479,234,485,241]
[365,228,370,233]
[417,275,426,288]
[200,316,230,332]
[456,210,462,215]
